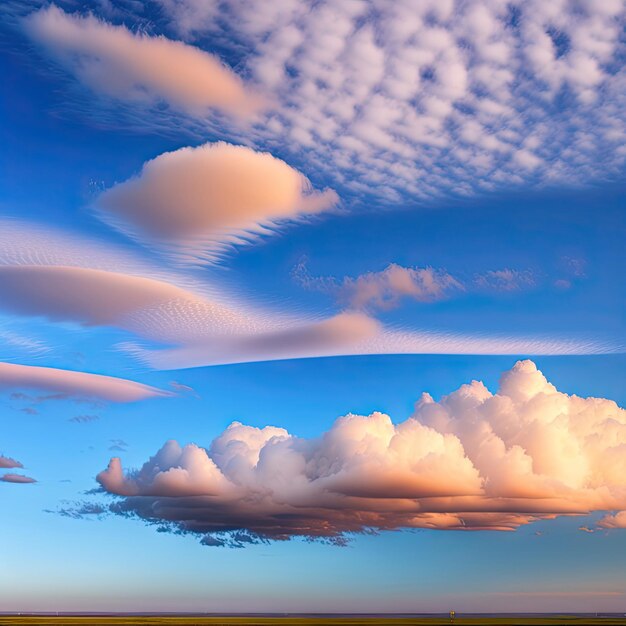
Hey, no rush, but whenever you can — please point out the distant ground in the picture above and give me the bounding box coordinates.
[1,616,626,626]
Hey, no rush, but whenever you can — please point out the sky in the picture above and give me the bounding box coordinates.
[0,0,625,615]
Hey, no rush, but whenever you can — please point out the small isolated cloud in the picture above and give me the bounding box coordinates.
[95,142,339,262]
[474,269,536,292]
[69,414,100,424]
[0,362,169,403]
[294,261,463,311]
[23,5,264,118]
[597,511,626,530]
[97,360,626,546]
[0,455,23,469]
[109,439,128,452]
[169,381,199,397]
[52,502,108,519]
[1,473,36,484]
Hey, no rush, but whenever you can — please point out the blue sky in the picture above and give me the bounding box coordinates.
[0,0,625,614]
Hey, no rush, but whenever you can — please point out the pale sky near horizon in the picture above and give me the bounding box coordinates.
[1,0,625,614]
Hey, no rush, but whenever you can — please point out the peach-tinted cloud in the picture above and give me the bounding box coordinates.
[294,261,463,311]
[597,511,626,529]
[0,221,617,366]
[95,142,338,262]
[97,360,626,545]
[1,473,36,484]
[0,362,169,403]
[24,5,264,118]
[0,455,23,469]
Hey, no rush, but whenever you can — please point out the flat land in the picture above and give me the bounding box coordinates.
[1,617,626,626]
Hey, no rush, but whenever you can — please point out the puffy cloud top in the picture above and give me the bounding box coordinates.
[97,360,626,545]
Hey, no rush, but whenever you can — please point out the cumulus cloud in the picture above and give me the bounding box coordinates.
[294,261,463,311]
[23,5,264,118]
[96,360,626,545]
[1,473,36,484]
[0,362,169,403]
[0,455,23,469]
[95,142,339,262]
[598,511,626,529]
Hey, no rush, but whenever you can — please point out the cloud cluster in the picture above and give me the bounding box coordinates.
[294,261,463,311]
[24,5,264,118]
[151,0,626,203]
[2,222,608,370]
[97,361,626,545]
[0,362,169,402]
[95,142,338,262]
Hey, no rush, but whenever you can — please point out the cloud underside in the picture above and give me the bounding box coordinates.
[96,361,626,545]
[24,5,264,118]
[95,142,338,262]
[0,455,23,469]
[0,362,168,402]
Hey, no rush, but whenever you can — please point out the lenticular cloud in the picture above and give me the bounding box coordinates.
[97,360,626,546]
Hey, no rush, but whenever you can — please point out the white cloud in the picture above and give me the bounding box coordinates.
[96,360,626,545]
[95,142,339,262]
[24,5,264,118]
[152,0,626,203]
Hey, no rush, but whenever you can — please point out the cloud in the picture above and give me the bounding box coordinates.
[0,455,23,469]
[68,414,100,424]
[1,473,36,484]
[95,142,339,262]
[23,5,264,118]
[150,0,626,204]
[597,511,626,529]
[294,261,463,311]
[0,222,617,369]
[0,362,169,403]
[97,360,626,545]
[474,269,536,292]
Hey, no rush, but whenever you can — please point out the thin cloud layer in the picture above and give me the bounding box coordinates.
[0,362,169,403]
[0,225,615,367]
[96,142,339,262]
[23,5,264,118]
[97,360,626,545]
